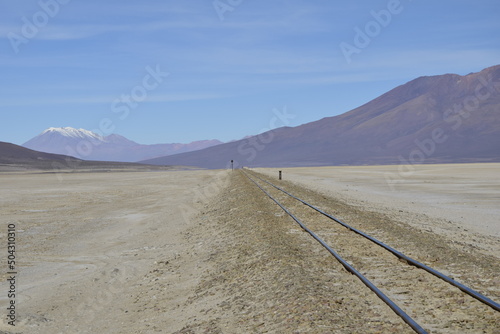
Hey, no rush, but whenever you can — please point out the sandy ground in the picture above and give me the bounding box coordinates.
[255,163,500,257]
[0,170,228,334]
[0,164,498,333]
[163,168,499,333]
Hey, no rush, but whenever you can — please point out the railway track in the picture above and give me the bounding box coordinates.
[242,169,500,334]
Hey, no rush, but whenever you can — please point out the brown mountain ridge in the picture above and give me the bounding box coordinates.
[143,65,500,169]
[0,141,169,171]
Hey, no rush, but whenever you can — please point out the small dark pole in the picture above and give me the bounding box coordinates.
[279,170,282,180]
[231,160,234,171]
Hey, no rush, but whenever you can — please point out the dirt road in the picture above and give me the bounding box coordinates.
[176,170,499,333]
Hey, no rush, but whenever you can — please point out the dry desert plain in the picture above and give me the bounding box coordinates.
[255,163,500,246]
[0,163,499,333]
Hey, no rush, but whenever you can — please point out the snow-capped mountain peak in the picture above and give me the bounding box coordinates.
[23,127,223,162]
[41,127,104,141]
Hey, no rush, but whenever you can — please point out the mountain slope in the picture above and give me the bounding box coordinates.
[0,141,81,164]
[0,141,179,171]
[0,141,84,170]
[23,128,223,162]
[143,65,500,169]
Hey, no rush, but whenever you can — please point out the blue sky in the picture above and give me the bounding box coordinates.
[1,0,499,145]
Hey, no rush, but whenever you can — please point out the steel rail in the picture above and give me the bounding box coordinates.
[248,170,500,313]
[243,171,428,334]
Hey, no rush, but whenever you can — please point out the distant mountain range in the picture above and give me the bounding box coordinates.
[6,65,500,170]
[23,127,223,162]
[0,141,176,171]
[143,64,500,168]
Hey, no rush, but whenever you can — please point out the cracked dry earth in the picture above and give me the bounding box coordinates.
[166,170,499,333]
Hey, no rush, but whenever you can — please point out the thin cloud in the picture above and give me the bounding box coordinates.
[0,92,227,107]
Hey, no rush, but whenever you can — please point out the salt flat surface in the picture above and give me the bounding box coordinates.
[0,170,228,333]
[255,163,500,239]
[0,167,497,333]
